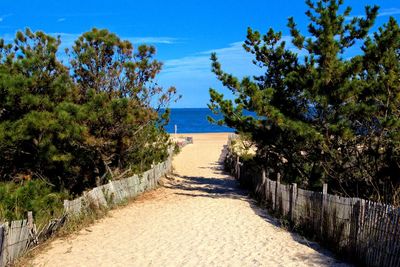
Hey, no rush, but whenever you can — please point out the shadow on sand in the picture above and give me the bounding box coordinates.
[165,144,348,266]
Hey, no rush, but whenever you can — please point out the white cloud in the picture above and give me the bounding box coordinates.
[199,41,244,56]
[57,18,66,22]
[379,8,400,17]
[126,37,179,44]
[158,41,259,107]
[0,13,12,23]
[157,36,311,107]
[162,41,255,77]
[346,7,400,21]
[50,33,180,49]
[47,33,180,52]
[162,36,306,77]
[54,12,118,18]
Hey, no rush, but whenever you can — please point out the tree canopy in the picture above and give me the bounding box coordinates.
[209,0,400,204]
[0,28,177,195]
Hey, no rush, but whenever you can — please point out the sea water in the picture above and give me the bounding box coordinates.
[163,108,234,133]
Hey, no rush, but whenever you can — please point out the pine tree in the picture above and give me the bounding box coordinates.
[69,28,178,181]
[286,0,379,192]
[353,17,400,203]
[0,29,83,189]
[209,0,400,203]
[0,28,178,195]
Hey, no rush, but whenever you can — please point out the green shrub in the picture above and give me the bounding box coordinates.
[0,180,67,225]
[209,1,400,204]
[0,28,177,196]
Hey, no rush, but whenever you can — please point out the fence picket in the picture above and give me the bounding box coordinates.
[0,225,4,266]
[0,149,175,266]
[225,136,400,267]
[388,211,400,267]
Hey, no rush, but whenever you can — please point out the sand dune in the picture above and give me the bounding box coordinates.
[32,133,349,267]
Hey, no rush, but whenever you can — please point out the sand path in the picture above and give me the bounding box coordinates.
[32,133,349,267]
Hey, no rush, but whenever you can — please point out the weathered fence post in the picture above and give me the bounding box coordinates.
[350,198,363,259]
[261,169,267,201]
[108,180,117,203]
[357,199,366,259]
[262,168,269,204]
[321,183,328,237]
[63,199,69,214]
[236,156,240,180]
[261,168,266,184]
[27,212,33,230]
[291,183,297,222]
[0,224,4,267]
[27,211,37,245]
[275,174,281,212]
[152,165,157,189]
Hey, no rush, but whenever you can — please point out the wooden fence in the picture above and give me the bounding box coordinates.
[63,158,172,215]
[0,152,173,266]
[225,136,400,267]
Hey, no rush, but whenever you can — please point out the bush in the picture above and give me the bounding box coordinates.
[0,28,178,196]
[0,180,67,225]
[209,0,400,204]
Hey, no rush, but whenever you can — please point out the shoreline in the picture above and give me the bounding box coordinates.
[170,132,234,135]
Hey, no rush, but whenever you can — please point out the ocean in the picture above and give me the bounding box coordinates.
[164,108,234,133]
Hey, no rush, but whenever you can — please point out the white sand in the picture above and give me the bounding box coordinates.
[32,133,349,267]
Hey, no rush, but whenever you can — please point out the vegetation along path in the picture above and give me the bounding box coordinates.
[32,133,350,266]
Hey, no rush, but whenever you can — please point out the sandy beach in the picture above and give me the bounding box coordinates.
[31,133,348,267]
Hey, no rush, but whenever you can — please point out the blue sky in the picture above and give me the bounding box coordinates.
[1,0,400,108]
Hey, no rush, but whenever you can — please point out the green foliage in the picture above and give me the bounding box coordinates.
[0,28,178,202]
[209,0,400,204]
[0,29,83,191]
[173,142,181,155]
[0,180,66,225]
[68,28,176,185]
